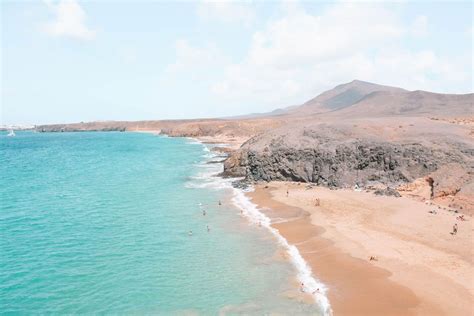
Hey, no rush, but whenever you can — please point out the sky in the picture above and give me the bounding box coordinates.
[1,0,473,125]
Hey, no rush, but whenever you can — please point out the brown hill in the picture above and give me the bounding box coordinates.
[286,80,473,118]
[330,90,474,118]
[289,80,406,115]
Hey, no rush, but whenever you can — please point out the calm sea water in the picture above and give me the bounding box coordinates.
[0,132,323,314]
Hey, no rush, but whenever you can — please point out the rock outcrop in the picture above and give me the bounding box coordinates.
[428,163,471,198]
[374,187,402,197]
[223,123,472,190]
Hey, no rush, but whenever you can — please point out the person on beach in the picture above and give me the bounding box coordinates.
[452,223,458,235]
[300,282,305,292]
[286,189,289,197]
[314,198,320,206]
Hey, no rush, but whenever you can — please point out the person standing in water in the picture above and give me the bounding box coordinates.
[202,209,206,216]
[207,225,210,232]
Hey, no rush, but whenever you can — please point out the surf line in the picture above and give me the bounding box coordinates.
[231,187,332,316]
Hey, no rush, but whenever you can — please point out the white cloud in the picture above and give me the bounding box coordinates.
[248,3,401,68]
[411,15,428,37]
[208,2,470,110]
[165,39,228,76]
[43,0,95,40]
[210,2,402,106]
[197,0,255,26]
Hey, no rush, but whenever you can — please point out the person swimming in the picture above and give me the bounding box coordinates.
[300,282,305,292]
[202,209,206,216]
[188,230,193,236]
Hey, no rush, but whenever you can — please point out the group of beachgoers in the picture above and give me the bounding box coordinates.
[450,213,468,235]
[188,200,222,236]
[300,282,321,296]
[426,201,467,235]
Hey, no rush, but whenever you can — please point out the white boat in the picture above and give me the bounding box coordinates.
[7,129,15,137]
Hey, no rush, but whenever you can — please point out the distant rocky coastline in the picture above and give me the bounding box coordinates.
[37,126,126,132]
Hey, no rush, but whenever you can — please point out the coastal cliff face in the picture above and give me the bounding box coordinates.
[223,122,473,190]
[225,141,457,187]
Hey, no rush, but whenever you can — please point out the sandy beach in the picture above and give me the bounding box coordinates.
[247,182,473,316]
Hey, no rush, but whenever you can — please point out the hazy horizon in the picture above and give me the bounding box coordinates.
[2,0,473,125]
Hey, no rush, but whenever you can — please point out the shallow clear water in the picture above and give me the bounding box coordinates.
[0,132,322,314]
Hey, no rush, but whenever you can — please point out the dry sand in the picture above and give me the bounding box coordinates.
[247,182,473,316]
[196,135,250,150]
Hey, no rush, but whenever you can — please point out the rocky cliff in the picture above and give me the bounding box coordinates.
[223,121,473,191]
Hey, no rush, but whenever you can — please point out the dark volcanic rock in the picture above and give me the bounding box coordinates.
[223,124,471,189]
[374,187,402,197]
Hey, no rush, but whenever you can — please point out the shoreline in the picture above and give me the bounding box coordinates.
[191,136,333,314]
[231,187,332,315]
[247,182,473,316]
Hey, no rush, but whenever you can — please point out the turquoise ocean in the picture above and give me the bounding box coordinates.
[0,131,328,314]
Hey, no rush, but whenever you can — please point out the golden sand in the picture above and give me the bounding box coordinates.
[247,182,473,316]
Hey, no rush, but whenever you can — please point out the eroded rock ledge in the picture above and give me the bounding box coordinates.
[223,124,473,191]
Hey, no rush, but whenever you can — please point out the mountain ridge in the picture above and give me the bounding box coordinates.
[287,80,472,118]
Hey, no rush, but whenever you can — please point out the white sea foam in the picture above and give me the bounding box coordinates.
[231,188,332,315]
[185,140,332,315]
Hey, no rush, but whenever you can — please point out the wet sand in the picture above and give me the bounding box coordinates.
[247,182,473,316]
